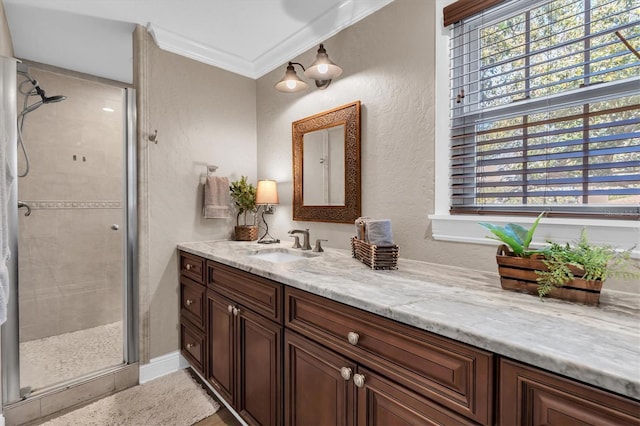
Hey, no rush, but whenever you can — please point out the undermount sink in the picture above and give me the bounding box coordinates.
[247,248,318,263]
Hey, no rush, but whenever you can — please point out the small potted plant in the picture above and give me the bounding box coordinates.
[479,213,639,305]
[230,176,258,241]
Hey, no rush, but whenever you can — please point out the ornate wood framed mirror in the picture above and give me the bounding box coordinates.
[292,101,361,223]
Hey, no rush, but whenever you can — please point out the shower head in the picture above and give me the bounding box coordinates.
[43,95,66,103]
[33,84,66,104]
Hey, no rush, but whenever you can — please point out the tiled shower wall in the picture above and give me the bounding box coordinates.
[17,67,123,342]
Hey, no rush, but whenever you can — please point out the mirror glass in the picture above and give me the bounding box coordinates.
[293,101,361,223]
[302,124,345,206]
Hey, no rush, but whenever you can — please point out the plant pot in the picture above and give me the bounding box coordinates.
[235,225,258,241]
[495,245,603,305]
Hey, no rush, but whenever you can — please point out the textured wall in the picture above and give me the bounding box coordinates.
[17,67,124,341]
[138,30,257,358]
[256,0,498,271]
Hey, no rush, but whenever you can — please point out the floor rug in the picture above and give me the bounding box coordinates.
[41,369,220,426]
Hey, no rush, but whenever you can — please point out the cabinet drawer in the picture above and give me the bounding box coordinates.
[181,320,206,375]
[207,261,282,323]
[285,287,493,425]
[180,251,205,283]
[357,366,476,426]
[180,276,206,330]
[499,358,640,425]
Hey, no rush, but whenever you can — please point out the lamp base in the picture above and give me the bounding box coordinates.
[257,237,280,244]
[257,208,279,244]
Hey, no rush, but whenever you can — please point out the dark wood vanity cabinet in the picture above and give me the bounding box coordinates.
[285,329,474,426]
[285,286,492,425]
[499,358,640,425]
[179,251,640,426]
[206,261,283,426]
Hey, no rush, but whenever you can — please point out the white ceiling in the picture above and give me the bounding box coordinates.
[4,0,393,84]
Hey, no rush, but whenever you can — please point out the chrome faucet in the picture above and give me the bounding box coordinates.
[288,229,311,250]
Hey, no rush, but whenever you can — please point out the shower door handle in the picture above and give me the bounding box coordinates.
[17,201,31,216]
[111,224,120,231]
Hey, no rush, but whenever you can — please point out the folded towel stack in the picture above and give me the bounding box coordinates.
[355,217,394,246]
[203,176,231,219]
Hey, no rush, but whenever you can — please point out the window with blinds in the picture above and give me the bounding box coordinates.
[449,0,640,219]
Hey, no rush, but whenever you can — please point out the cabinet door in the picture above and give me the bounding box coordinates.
[285,330,355,426]
[207,290,235,404]
[236,307,283,426]
[355,367,475,426]
[499,358,640,426]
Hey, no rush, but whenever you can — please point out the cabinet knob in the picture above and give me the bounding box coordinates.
[340,367,352,381]
[227,305,234,313]
[353,373,365,388]
[186,343,194,349]
[347,331,360,346]
[233,307,240,316]
[185,299,194,306]
[186,264,192,270]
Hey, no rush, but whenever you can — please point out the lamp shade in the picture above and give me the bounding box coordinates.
[256,180,279,205]
[275,63,308,93]
[304,44,343,80]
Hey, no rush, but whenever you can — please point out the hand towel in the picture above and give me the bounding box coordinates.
[365,219,394,246]
[203,176,231,219]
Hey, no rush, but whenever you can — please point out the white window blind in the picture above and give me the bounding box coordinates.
[449,0,640,219]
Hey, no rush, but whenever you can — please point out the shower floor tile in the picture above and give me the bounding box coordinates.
[20,322,123,392]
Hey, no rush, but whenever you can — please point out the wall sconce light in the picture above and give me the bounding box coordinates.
[274,62,308,93]
[275,44,343,93]
[255,180,280,244]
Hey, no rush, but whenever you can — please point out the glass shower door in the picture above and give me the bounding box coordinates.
[11,65,129,396]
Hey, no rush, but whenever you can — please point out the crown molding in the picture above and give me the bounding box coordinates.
[146,23,257,79]
[148,0,394,80]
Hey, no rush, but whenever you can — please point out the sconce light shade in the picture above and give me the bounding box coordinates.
[275,63,308,93]
[256,180,279,205]
[276,44,343,93]
[304,44,343,82]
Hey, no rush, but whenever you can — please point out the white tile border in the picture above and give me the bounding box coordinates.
[19,200,121,209]
[139,350,189,384]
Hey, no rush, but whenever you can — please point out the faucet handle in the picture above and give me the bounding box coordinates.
[313,239,328,252]
[290,235,302,249]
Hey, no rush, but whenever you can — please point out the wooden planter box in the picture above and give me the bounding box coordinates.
[495,245,603,306]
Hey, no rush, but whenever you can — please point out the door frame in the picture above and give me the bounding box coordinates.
[0,64,138,406]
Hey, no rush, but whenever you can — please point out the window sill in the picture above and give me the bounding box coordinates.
[429,214,640,259]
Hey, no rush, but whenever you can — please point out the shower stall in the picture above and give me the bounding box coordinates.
[1,59,137,421]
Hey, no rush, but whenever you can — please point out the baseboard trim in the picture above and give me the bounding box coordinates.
[139,351,188,383]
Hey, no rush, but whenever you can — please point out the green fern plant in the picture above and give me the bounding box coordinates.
[479,211,546,257]
[536,229,640,299]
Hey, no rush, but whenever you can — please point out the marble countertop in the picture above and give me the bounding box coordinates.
[178,240,640,400]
